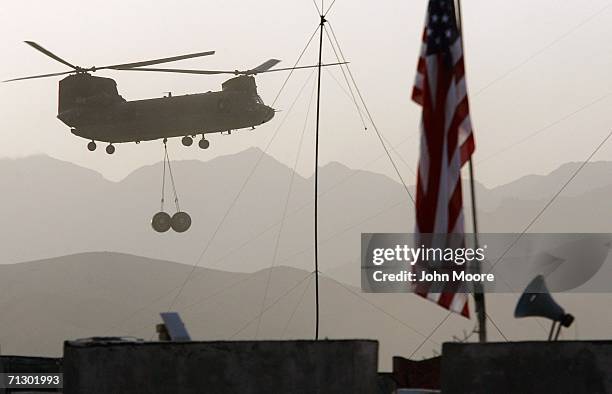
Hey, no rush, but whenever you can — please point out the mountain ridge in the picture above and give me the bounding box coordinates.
[3,251,612,372]
[2,150,612,273]
[0,251,574,370]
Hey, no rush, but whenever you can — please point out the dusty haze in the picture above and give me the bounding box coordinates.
[2,0,612,186]
[2,0,612,370]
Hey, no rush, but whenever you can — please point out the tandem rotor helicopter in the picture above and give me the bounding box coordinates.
[5,41,346,233]
[4,41,344,154]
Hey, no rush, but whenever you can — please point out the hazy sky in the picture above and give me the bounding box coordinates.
[2,0,612,187]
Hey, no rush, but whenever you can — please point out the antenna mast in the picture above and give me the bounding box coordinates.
[313,11,327,341]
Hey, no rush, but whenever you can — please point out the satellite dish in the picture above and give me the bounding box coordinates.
[514,275,574,340]
[151,212,172,233]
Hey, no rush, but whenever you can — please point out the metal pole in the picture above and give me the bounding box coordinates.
[313,14,326,340]
[456,0,487,342]
[470,161,487,343]
[548,321,557,341]
[554,322,563,341]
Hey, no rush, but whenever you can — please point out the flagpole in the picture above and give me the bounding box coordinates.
[456,0,487,343]
[469,161,487,343]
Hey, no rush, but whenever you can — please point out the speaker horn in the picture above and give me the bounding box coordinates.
[514,275,574,340]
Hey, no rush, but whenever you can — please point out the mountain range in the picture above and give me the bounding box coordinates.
[3,252,611,371]
[3,150,612,283]
[3,152,612,369]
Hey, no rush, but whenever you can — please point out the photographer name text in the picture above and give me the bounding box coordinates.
[372,269,495,283]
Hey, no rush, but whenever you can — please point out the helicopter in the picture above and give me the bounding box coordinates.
[5,41,344,154]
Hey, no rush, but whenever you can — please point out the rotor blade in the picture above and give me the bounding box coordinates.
[3,70,76,82]
[245,62,349,74]
[25,41,78,70]
[103,50,216,70]
[247,59,281,74]
[115,67,228,75]
[116,62,349,76]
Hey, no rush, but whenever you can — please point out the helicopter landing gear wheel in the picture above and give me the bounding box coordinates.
[181,136,193,146]
[198,138,210,150]
[106,144,115,154]
[87,141,97,151]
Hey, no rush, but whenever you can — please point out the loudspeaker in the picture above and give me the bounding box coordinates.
[514,275,574,340]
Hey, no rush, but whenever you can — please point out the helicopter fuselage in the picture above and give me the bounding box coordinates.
[56,73,275,145]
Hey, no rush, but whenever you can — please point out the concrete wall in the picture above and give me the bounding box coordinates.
[63,339,378,394]
[442,341,612,394]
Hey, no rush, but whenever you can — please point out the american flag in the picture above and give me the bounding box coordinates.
[412,0,475,317]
